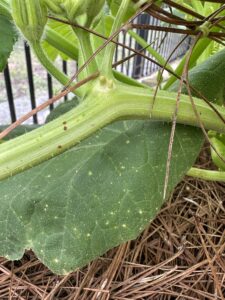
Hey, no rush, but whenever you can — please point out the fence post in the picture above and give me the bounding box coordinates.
[4,64,16,123]
[24,43,38,124]
[132,14,152,78]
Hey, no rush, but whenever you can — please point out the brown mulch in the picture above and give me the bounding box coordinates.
[0,148,225,300]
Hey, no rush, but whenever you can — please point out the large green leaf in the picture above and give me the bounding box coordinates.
[0,121,202,274]
[0,14,17,71]
[172,48,225,172]
[1,37,224,276]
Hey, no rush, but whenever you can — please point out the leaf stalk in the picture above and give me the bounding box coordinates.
[32,42,82,97]
[101,0,131,78]
[187,167,225,181]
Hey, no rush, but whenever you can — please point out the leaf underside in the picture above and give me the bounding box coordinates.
[0,121,202,274]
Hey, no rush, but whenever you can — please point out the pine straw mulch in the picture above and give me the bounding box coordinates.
[0,147,225,300]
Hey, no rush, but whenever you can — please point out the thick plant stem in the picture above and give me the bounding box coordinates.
[32,42,82,97]
[187,167,225,182]
[101,0,131,78]
[1,82,225,180]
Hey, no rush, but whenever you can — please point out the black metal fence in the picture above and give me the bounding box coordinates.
[1,14,191,125]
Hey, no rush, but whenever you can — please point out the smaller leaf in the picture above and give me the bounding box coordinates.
[209,132,225,171]
[169,48,225,105]
[0,125,39,140]
[45,98,79,123]
[0,14,18,71]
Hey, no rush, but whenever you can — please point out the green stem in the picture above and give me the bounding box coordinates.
[44,24,147,88]
[32,42,82,98]
[101,0,131,78]
[113,71,149,88]
[187,167,225,182]
[75,29,98,79]
[44,26,78,61]
[1,82,225,180]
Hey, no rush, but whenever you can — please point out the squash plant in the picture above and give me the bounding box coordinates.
[0,0,225,274]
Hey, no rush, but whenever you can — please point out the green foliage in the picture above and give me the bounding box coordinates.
[172,0,224,64]
[0,14,17,71]
[0,120,202,274]
[203,50,225,171]
[170,48,225,105]
[170,48,225,175]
